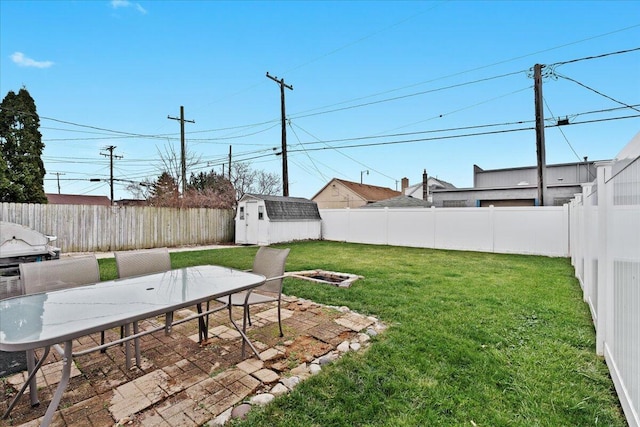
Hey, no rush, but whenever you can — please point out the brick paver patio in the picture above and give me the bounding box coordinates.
[0,295,382,426]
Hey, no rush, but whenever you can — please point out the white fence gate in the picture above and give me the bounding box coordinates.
[569,133,640,427]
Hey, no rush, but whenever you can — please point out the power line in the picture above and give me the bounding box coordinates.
[379,86,532,134]
[287,114,639,154]
[288,104,638,148]
[41,106,640,167]
[554,72,640,113]
[287,28,640,120]
[543,97,582,162]
[289,121,397,182]
[287,121,329,183]
[290,70,526,120]
[550,46,640,67]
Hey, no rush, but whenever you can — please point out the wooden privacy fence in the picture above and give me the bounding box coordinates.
[0,203,235,253]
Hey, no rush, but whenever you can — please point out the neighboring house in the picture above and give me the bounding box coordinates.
[401,169,456,203]
[235,194,321,245]
[431,160,601,207]
[46,193,111,206]
[312,178,401,209]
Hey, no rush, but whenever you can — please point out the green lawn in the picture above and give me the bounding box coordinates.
[100,241,626,426]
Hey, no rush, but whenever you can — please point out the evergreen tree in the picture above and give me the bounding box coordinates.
[148,172,179,207]
[0,88,47,203]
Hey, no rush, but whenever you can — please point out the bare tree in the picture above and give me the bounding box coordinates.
[156,141,201,193]
[230,162,280,200]
[255,170,280,196]
[230,162,256,200]
[125,179,153,200]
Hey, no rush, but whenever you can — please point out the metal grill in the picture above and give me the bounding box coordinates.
[0,221,61,298]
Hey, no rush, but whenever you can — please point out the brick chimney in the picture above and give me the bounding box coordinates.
[422,169,428,201]
[401,177,409,194]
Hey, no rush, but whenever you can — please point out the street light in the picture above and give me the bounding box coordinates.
[360,170,369,184]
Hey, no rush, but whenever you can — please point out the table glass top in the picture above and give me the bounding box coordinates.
[0,265,265,350]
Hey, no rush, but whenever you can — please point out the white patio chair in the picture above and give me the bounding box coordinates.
[111,247,172,366]
[19,255,100,295]
[217,247,290,337]
[114,247,171,278]
[15,255,100,408]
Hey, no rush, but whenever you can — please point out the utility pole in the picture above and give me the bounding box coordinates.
[228,145,232,180]
[167,106,195,194]
[266,72,293,196]
[100,146,123,205]
[52,172,65,194]
[533,64,547,206]
[422,169,429,201]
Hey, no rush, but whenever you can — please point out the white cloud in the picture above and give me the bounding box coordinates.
[110,0,147,14]
[10,52,54,68]
[110,0,129,8]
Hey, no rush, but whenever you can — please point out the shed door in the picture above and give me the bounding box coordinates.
[245,201,259,244]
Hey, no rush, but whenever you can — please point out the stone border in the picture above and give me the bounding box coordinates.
[286,270,364,288]
[209,301,386,425]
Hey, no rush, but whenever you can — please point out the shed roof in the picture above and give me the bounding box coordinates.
[362,195,433,208]
[242,194,321,221]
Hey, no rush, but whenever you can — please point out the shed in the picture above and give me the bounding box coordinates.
[235,194,322,245]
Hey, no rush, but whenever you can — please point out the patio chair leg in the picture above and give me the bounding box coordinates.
[26,349,39,407]
[133,321,141,367]
[243,305,249,334]
[2,347,50,420]
[196,303,204,343]
[277,299,283,337]
[124,324,132,371]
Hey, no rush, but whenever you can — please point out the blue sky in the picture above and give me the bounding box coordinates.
[1,0,639,200]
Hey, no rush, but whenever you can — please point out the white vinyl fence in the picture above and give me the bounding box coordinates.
[0,203,235,253]
[320,205,569,257]
[569,133,640,427]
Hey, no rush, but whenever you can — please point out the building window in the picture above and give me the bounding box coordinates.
[239,207,245,220]
[258,206,264,220]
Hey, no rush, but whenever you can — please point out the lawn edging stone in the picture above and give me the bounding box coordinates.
[225,301,386,424]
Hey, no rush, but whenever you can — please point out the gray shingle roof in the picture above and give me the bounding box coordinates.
[244,194,321,221]
[361,195,433,208]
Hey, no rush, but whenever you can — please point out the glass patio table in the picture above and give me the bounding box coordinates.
[0,265,265,426]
